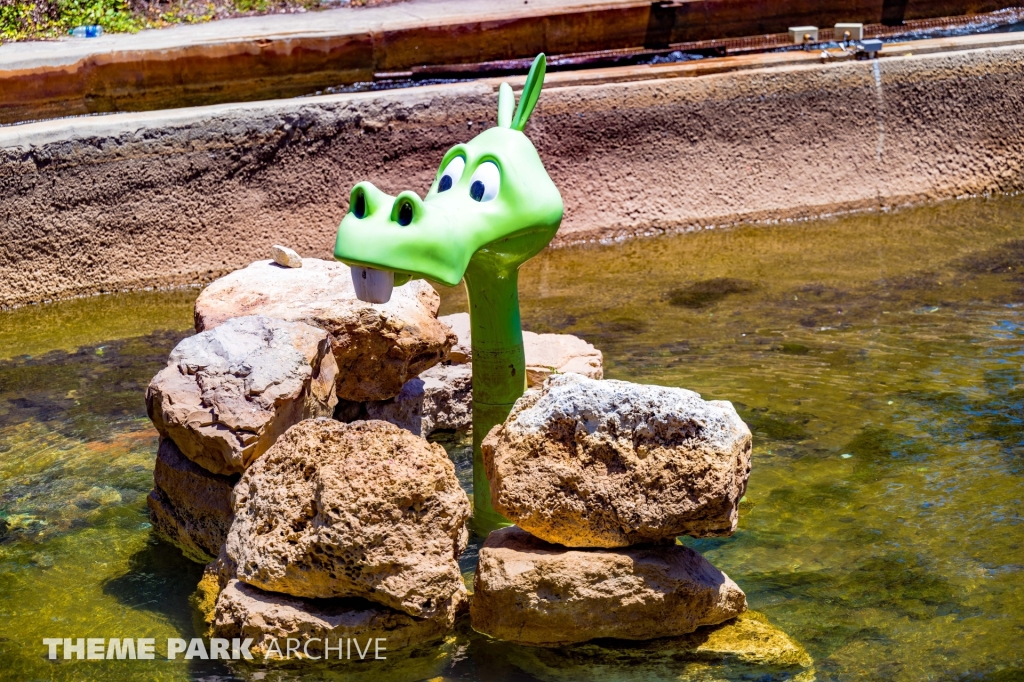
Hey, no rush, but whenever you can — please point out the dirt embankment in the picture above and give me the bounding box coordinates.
[2,43,1023,307]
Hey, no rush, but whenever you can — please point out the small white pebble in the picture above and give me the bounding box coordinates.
[271,245,302,268]
[841,453,852,459]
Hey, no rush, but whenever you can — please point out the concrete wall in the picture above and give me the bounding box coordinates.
[2,41,1024,307]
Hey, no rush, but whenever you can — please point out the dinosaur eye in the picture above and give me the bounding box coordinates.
[468,161,500,202]
[438,156,465,193]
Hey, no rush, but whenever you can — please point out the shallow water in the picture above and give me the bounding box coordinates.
[2,196,1024,680]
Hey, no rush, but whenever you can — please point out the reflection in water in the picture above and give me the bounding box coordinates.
[2,195,1024,680]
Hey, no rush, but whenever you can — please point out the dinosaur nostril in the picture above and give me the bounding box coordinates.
[397,201,414,226]
[352,192,366,219]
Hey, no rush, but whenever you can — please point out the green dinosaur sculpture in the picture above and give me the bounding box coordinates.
[334,54,563,533]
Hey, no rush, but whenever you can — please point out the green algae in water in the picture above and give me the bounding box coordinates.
[1,195,1024,680]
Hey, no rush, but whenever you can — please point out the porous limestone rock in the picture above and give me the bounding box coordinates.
[271,245,302,268]
[147,315,338,475]
[213,579,461,656]
[470,526,747,646]
[482,373,752,547]
[437,312,602,385]
[505,610,814,681]
[225,418,471,620]
[147,438,237,562]
[365,363,472,438]
[194,259,456,401]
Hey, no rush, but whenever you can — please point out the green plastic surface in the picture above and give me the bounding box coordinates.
[334,54,563,534]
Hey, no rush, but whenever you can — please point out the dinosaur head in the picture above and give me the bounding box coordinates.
[334,54,564,303]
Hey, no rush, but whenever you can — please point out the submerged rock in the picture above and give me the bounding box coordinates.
[470,526,746,647]
[505,610,813,682]
[438,312,603,385]
[194,259,456,401]
[365,363,472,438]
[483,374,752,547]
[147,315,338,475]
[213,579,462,656]
[147,439,237,563]
[225,418,471,620]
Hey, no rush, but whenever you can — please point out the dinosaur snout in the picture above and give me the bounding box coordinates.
[336,181,462,301]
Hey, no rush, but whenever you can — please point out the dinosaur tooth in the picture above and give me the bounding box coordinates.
[351,266,394,304]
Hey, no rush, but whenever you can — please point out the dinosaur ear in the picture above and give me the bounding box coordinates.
[511,53,546,132]
[498,82,515,128]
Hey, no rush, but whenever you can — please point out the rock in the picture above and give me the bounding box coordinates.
[470,526,747,647]
[365,363,472,438]
[225,418,471,620]
[438,313,472,364]
[437,312,602,385]
[194,259,456,401]
[147,438,238,563]
[213,579,462,657]
[524,331,603,387]
[146,315,339,475]
[483,374,752,547]
[504,610,813,682]
[271,244,302,268]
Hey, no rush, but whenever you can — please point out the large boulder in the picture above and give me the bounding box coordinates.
[147,439,237,562]
[225,418,471,620]
[194,259,456,401]
[364,363,472,438]
[470,526,746,646]
[482,374,752,547]
[147,315,338,475]
[438,312,603,386]
[213,579,462,656]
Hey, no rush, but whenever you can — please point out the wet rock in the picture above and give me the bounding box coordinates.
[365,363,472,438]
[146,315,338,475]
[482,373,752,547]
[213,579,461,657]
[147,438,238,563]
[226,418,471,620]
[470,526,746,646]
[505,610,813,681]
[194,259,456,401]
[437,312,602,385]
[270,245,302,268]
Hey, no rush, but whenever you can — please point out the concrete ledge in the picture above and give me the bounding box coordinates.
[2,33,1024,307]
[0,0,1019,124]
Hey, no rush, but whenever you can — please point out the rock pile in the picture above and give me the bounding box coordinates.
[145,259,455,562]
[472,373,752,646]
[193,259,456,401]
[213,418,472,654]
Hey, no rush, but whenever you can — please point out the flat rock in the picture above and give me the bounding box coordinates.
[470,526,747,647]
[438,312,602,386]
[147,438,238,563]
[147,315,338,475]
[225,418,471,620]
[194,259,456,401]
[505,610,813,682]
[213,579,461,657]
[482,373,752,547]
[365,363,472,438]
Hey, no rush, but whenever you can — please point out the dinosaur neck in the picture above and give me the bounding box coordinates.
[463,251,526,534]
